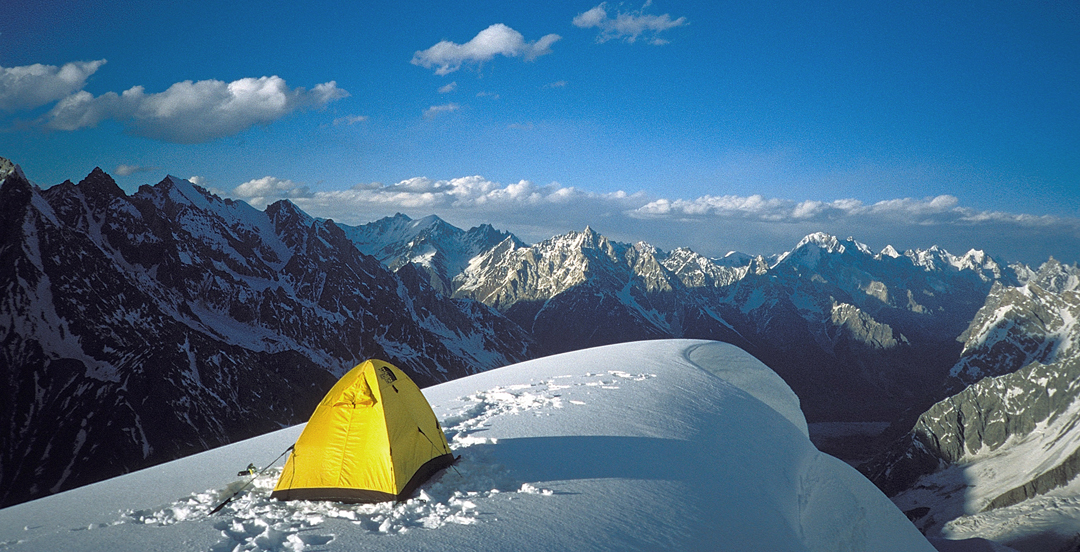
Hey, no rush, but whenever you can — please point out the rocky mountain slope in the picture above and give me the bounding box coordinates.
[0,159,533,507]
[861,261,1080,548]
[341,213,520,294]
[446,228,1015,421]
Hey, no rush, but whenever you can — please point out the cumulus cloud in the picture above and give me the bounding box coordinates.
[230,176,313,207]
[573,2,688,45]
[438,81,458,94]
[114,163,159,176]
[411,24,561,75]
[423,103,460,119]
[544,80,568,89]
[0,59,106,111]
[42,76,348,143]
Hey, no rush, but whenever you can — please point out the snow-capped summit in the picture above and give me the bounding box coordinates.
[903,245,1006,281]
[341,213,519,293]
[879,244,902,258]
[776,232,873,270]
[796,231,846,252]
[0,340,935,552]
[717,250,754,267]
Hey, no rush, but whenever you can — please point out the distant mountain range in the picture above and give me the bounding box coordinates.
[4,155,1080,539]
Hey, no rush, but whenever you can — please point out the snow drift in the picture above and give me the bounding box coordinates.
[0,340,933,551]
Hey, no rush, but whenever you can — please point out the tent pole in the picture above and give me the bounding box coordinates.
[209,444,294,515]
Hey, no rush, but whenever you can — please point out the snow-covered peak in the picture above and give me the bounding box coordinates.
[905,245,955,271]
[716,250,754,267]
[796,231,844,253]
[880,244,902,258]
[340,213,520,293]
[633,241,660,255]
[530,227,617,261]
[901,245,1010,283]
[660,247,746,288]
[159,174,220,211]
[777,232,873,270]
[955,248,990,270]
[1028,257,1080,293]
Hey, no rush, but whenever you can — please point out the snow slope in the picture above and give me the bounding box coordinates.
[0,340,933,551]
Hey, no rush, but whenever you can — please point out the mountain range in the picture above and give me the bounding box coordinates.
[4,158,1080,548]
[0,159,531,507]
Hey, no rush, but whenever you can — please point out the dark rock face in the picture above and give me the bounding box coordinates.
[0,162,534,507]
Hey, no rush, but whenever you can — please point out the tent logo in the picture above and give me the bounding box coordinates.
[377,366,398,385]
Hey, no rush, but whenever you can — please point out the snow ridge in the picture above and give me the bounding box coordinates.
[0,340,934,552]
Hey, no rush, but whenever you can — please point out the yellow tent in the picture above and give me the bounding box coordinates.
[270,359,455,503]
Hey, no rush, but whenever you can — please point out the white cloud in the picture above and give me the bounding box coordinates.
[627,193,1080,265]
[230,177,1079,266]
[423,103,460,119]
[231,176,313,207]
[573,2,688,45]
[411,24,561,75]
[332,114,368,126]
[544,80,568,89]
[43,76,348,143]
[0,59,106,111]
[631,194,978,224]
[438,81,458,94]
[114,164,159,176]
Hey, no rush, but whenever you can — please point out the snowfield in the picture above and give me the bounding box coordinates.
[0,340,934,551]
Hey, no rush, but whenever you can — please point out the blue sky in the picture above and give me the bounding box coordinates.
[2,0,1078,265]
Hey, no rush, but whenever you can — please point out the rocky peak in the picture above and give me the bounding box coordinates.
[76,167,125,206]
[0,158,36,214]
[266,200,313,228]
[153,175,223,210]
[1028,257,1080,293]
[573,226,605,249]
[266,200,315,250]
[0,156,24,183]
